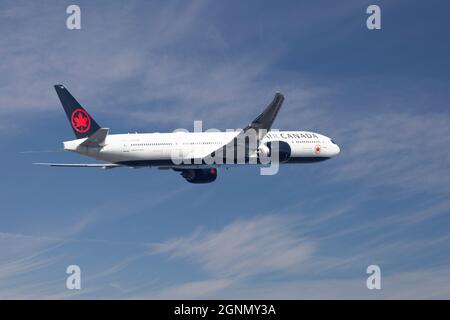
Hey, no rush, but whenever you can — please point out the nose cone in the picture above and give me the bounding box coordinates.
[334,144,341,156]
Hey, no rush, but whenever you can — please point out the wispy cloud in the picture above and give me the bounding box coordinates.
[0,1,331,132]
[155,278,234,300]
[152,215,315,279]
[145,199,450,299]
[216,267,450,299]
[331,111,450,193]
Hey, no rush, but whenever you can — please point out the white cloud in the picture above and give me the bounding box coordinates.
[331,111,450,193]
[212,267,450,299]
[144,199,450,299]
[0,1,326,133]
[155,278,233,300]
[153,215,315,279]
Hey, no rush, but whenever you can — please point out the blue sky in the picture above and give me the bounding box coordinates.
[1,0,450,299]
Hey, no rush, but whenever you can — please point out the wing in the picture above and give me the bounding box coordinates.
[204,92,284,162]
[34,163,121,169]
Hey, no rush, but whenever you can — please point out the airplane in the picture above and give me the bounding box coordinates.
[35,85,340,183]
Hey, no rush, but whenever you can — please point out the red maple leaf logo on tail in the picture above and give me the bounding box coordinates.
[71,108,91,133]
[74,113,88,128]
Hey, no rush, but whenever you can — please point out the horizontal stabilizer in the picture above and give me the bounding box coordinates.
[34,163,120,169]
[79,128,109,147]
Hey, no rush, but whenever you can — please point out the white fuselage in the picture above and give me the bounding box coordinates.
[63,130,340,167]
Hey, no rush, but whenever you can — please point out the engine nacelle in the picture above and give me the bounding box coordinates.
[257,144,271,158]
[258,141,291,163]
[177,168,218,184]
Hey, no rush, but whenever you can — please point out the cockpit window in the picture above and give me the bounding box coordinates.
[331,139,337,145]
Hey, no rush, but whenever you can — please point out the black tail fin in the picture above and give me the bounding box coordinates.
[54,85,101,139]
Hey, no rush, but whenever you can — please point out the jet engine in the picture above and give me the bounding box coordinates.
[175,168,218,184]
[258,141,291,163]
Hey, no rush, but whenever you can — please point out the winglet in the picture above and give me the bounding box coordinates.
[247,93,284,131]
